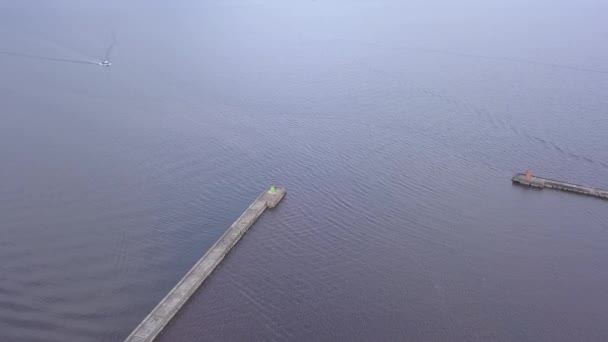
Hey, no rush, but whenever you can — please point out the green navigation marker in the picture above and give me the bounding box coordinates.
[268,185,276,194]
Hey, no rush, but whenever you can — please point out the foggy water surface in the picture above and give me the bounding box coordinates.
[1,1,608,341]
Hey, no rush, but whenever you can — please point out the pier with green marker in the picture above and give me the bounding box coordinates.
[124,186,286,342]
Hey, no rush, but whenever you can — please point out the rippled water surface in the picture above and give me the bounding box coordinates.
[1,1,608,341]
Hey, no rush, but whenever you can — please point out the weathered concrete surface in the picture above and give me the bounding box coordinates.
[512,173,608,199]
[124,186,286,342]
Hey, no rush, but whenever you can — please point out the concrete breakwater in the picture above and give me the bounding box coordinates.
[512,172,608,200]
[124,186,286,342]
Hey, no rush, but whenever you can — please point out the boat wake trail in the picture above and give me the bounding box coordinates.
[0,50,100,65]
[1,32,117,67]
[98,33,116,67]
[104,32,116,63]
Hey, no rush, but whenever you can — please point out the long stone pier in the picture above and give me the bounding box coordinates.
[124,186,286,342]
[512,173,608,199]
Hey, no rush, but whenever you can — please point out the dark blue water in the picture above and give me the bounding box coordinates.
[1,1,608,341]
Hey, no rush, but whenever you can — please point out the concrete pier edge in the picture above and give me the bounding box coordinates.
[124,186,286,342]
[512,173,608,199]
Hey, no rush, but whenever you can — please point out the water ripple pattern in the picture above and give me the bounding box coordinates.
[1,0,608,341]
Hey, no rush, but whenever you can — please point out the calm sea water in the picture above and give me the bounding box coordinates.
[1,1,608,341]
